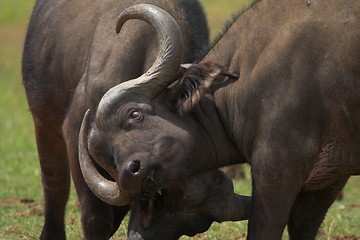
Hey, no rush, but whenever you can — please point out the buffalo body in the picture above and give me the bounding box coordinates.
[22,0,209,239]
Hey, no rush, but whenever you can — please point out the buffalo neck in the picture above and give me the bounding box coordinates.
[199,0,315,161]
[188,94,246,171]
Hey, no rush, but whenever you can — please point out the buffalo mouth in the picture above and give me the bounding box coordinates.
[129,170,253,239]
[131,186,183,230]
[139,170,166,200]
[134,174,186,215]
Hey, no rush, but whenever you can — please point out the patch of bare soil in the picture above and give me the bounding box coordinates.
[0,197,43,239]
[330,235,360,240]
[0,196,44,217]
[318,230,360,240]
[0,226,24,239]
[348,203,360,209]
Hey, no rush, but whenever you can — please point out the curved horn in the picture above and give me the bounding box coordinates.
[220,194,251,222]
[96,4,184,116]
[116,4,184,87]
[207,171,251,222]
[79,109,131,206]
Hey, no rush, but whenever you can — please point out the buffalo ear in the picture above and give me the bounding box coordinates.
[167,62,239,116]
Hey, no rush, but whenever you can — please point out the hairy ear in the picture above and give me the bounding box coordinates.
[167,62,239,116]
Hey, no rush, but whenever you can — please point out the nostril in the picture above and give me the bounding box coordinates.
[128,160,141,174]
[120,160,145,192]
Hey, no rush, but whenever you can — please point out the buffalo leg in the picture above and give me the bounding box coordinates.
[247,170,300,239]
[111,205,131,236]
[64,114,129,239]
[35,122,70,240]
[287,178,348,240]
[74,184,129,239]
[70,163,130,239]
[247,147,307,240]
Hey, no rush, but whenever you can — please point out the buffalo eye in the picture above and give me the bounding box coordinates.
[129,110,143,121]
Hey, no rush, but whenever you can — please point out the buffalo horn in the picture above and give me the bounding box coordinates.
[96,4,184,115]
[116,4,184,91]
[221,194,251,222]
[79,109,131,206]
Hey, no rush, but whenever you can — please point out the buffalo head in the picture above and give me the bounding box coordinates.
[127,170,251,240]
[78,4,240,205]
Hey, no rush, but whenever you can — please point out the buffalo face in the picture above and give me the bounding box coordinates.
[78,4,200,204]
[78,4,240,205]
[83,100,198,197]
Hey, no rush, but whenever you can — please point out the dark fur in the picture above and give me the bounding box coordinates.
[22,0,208,239]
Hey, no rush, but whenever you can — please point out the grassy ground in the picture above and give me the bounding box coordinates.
[0,0,359,239]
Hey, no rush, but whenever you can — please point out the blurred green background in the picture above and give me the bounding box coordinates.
[0,0,359,239]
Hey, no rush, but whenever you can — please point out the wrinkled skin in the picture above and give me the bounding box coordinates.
[79,0,360,239]
[22,0,209,239]
[127,170,251,240]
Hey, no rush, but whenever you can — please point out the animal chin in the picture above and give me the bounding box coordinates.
[132,188,167,230]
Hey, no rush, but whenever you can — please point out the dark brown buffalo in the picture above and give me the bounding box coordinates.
[77,0,360,239]
[22,1,209,239]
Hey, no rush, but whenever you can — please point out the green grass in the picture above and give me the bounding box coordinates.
[0,0,359,239]
[201,0,252,39]
[0,0,34,25]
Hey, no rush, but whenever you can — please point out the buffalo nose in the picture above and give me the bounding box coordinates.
[128,160,141,174]
[120,160,145,192]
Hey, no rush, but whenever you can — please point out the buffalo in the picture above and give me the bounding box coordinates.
[78,0,360,239]
[22,0,210,239]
